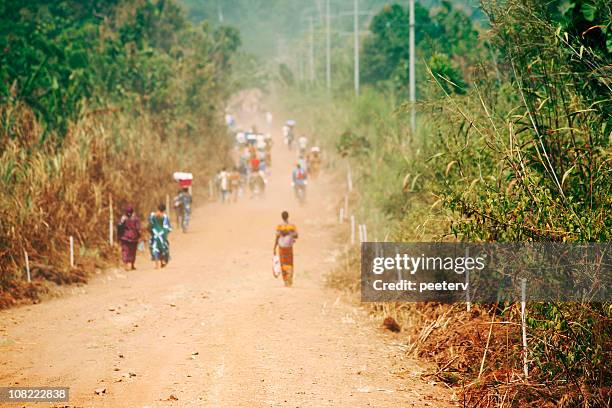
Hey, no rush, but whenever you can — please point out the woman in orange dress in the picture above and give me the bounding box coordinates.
[273,211,298,287]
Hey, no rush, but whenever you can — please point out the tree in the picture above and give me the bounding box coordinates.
[360,1,478,95]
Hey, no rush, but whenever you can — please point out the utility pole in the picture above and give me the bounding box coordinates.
[326,0,331,90]
[217,1,224,23]
[298,43,304,82]
[309,17,315,83]
[353,0,360,96]
[409,0,416,134]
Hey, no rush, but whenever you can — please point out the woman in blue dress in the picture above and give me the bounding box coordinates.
[148,203,172,268]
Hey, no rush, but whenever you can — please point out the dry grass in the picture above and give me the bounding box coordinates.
[0,102,230,308]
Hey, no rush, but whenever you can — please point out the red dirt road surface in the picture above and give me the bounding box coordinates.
[0,119,454,407]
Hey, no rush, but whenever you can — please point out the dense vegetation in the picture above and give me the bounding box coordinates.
[272,0,610,406]
[0,0,239,306]
[361,1,479,95]
[2,0,609,405]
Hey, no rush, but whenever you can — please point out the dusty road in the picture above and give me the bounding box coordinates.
[0,117,454,407]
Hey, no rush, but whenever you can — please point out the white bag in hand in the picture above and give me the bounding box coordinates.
[272,255,281,278]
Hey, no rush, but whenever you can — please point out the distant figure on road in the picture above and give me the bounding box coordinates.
[292,163,308,203]
[229,166,241,201]
[307,146,321,179]
[173,187,192,233]
[117,205,141,271]
[225,112,235,129]
[148,203,171,269]
[273,211,299,287]
[298,135,308,156]
[218,168,230,203]
[264,134,273,167]
[283,121,295,150]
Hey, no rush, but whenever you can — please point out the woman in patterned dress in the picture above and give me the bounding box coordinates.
[273,211,299,287]
[148,203,172,269]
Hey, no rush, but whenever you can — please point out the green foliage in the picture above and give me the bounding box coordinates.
[427,52,466,94]
[432,0,480,58]
[0,0,240,305]
[229,51,269,92]
[276,1,610,404]
[527,303,611,389]
[548,0,612,54]
[335,130,371,158]
[278,63,295,87]
[0,0,240,142]
[361,1,480,94]
[0,0,118,136]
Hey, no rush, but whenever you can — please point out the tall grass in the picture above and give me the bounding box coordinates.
[273,71,610,404]
[0,102,230,307]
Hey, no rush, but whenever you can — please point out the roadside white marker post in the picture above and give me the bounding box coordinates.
[344,195,348,217]
[465,269,471,312]
[465,246,471,312]
[339,207,344,223]
[350,215,356,245]
[347,168,353,192]
[109,194,113,246]
[521,278,528,379]
[24,250,31,283]
[409,0,416,134]
[69,236,75,268]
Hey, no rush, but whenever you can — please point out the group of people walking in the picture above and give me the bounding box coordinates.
[116,200,300,290]
[288,131,322,204]
[114,111,313,289]
[117,187,192,271]
[215,166,245,203]
[214,127,272,202]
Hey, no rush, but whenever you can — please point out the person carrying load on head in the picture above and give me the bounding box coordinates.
[173,187,192,233]
[172,172,193,231]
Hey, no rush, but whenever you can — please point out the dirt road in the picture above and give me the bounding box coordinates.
[0,117,454,407]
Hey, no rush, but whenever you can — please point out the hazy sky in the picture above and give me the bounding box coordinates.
[179,0,484,58]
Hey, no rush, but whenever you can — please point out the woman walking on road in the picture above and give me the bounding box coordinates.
[117,205,141,271]
[149,203,172,269]
[273,211,298,287]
